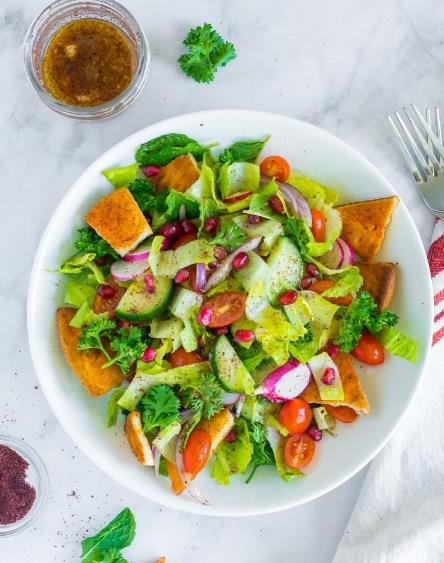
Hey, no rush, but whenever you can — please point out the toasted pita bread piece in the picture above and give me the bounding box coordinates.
[153,154,201,192]
[358,261,397,310]
[166,408,235,495]
[57,307,124,397]
[124,411,154,466]
[85,187,152,256]
[302,353,370,415]
[336,196,398,259]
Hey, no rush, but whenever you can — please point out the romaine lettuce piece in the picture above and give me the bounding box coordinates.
[234,251,269,292]
[306,196,342,257]
[265,426,303,481]
[152,421,181,462]
[308,352,344,401]
[322,266,363,298]
[148,236,214,277]
[287,171,338,206]
[245,280,269,322]
[64,279,97,308]
[219,162,260,198]
[211,418,253,485]
[283,295,313,337]
[150,318,183,351]
[102,162,141,187]
[381,327,418,363]
[255,307,304,365]
[58,253,105,284]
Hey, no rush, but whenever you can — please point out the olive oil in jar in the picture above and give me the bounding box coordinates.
[42,18,136,107]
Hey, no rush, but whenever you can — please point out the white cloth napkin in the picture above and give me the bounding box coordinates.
[333,219,444,563]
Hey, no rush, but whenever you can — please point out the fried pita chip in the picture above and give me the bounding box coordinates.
[358,261,397,310]
[336,196,398,259]
[302,353,370,415]
[124,411,154,466]
[153,154,201,192]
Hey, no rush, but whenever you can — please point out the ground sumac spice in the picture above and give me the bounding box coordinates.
[0,444,36,525]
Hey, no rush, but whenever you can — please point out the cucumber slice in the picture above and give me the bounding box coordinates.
[212,335,255,394]
[266,237,303,303]
[116,274,173,321]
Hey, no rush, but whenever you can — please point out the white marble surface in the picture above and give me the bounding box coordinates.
[0,0,440,561]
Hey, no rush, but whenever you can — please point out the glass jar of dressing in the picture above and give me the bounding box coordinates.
[24,0,150,120]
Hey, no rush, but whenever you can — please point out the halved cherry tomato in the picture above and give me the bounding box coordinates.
[284,433,316,469]
[171,232,197,250]
[182,429,211,474]
[309,279,353,306]
[311,209,327,242]
[351,332,385,365]
[279,398,313,435]
[92,276,126,317]
[260,156,291,182]
[169,347,202,367]
[204,291,247,328]
[325,405,358,423]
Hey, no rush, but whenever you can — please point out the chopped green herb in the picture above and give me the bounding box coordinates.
[140,384,180,434]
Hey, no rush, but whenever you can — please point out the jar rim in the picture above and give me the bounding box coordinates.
[0,435,49,536]
[23,0,150,121]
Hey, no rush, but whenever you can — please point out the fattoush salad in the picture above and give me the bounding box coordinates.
[56,132,418,503]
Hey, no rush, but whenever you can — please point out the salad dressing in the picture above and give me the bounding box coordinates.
[42,19,135,107]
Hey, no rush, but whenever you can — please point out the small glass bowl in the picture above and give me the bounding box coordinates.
[24,0,150,121]
[0,436,49,537]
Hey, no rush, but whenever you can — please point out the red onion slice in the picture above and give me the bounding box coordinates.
[194,263,207,292]
[264,176,312,226]
[175,429,209,505]
[111,259,149,281]
[203,236,262,292]
[319,240,344,269]
[222,392,241,406]
[234,394,245,417]
[153,446,161,477]
[336,237,356,266]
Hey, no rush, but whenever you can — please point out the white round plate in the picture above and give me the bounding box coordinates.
[28,110,433,516]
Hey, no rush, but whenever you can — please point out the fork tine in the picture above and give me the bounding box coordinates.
[388,115,423,183]
[411,103,444,161]
[436,107,444,166]
[404,107,440,173]
[395,111,431,177]
[426,108,434,170]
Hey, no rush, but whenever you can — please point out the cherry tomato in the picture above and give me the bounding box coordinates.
[182,429,211,474]
[311,209,327,242]
[92,276,126,317]
[309,279,353,306]
[171,232,197,250]
[351,332,385,365]
[260,156,291,182]
[169,347,202,367]
[279,398,313,435]
[203,291,247,328]
[284,433,316,469]
[325,405,358,423]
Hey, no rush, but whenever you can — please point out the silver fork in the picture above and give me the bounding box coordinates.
[388,104,444,220]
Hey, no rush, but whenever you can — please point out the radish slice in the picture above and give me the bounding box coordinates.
[337,237,356,266]
[175,429,209,505]
[123,240,151,263]
[254,359,311,402]
[204,236,262,292]
[111,258,149,281]
[319,240,343,269]
[222,392,241,406]
[194,263,206,292]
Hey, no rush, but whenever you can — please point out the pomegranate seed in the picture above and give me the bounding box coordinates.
[142,165,161,177]
[181,219,197,234]
[306,426,323,441]
[142,347,156,362]
[204,217,219,233]
[95,255,109,266]
[232,252,249,269]
[160,221,183,238]
[278,290,298,305]
[160,237,172,251]
[321,367,336,385]
[174,269,190,283]
[144,274,155,294]
[98,284,116,299]
[234,329,255,343]
[214,326,228,335]
[268,195,285,214]
[213,245,227,261]
[306,263,319,277]
[117,319,131,330]
[300,276,314,290]
[224,430,237,443]
[247,214,261,224]
[197,306,213,326]
[208,261,219,271]
[327,340,340,358]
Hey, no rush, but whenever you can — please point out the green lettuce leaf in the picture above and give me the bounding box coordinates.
[287,171,338,205]
[255,307,304,365]
[211,418,253,485]
[152,190,199,230]
[380,327,418,363]
[306,196,342,257]
[322,266,363,298]
[106,388,126,428]
[265,426,303,482]
[102,163,141,187]
[148,236,214,277]
[219,162,260,198]
[58,253,105,284]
